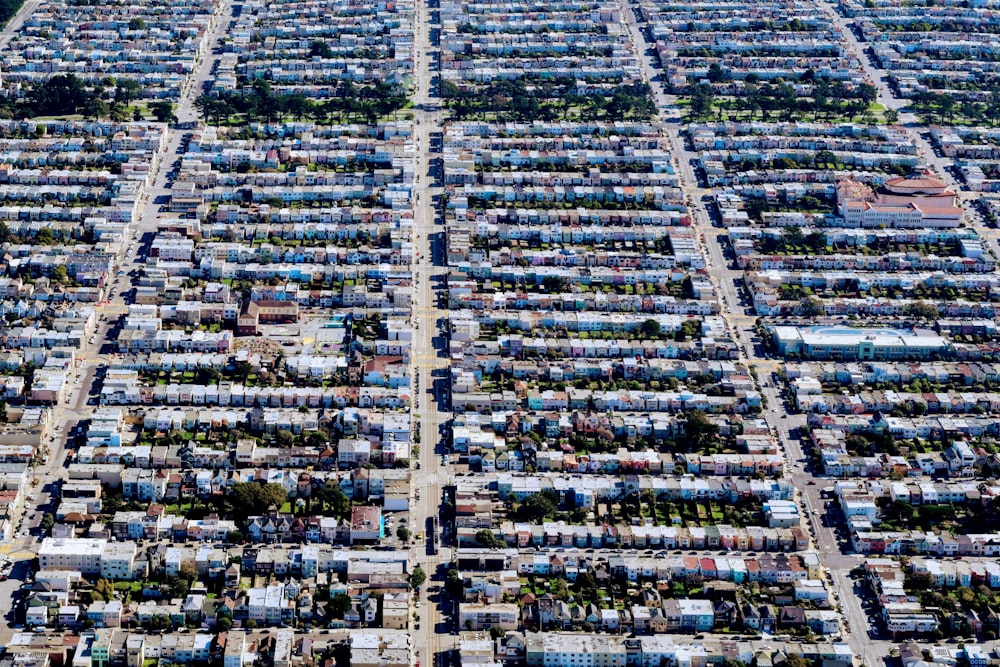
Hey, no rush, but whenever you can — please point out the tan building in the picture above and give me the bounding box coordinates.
[237,300,299,335]
[836,169,963,228]
[381,597,409,630]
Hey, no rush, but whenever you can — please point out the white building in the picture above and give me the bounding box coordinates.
[39,538,107,575]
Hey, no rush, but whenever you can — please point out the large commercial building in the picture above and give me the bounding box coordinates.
[770,325,950,360]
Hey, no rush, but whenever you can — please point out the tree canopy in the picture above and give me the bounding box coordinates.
[228,482,287,520]
[514,492,559,523]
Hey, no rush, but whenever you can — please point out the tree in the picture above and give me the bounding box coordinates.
[150,101,176,124]
[707,63,726,83]
[488,626,506,640]
[514,493,558,523]
[785,655,809,667]
[446,568,463,597]
[475,529,499,548]
[541,275,565,292]
[885,108,899,124]
[40,512,55,533]
[233,361,253,382]
[225,530,245,544]
[309,41,334,58]
[216,617,233,632]
[884,499,915,524]
[318,485,352,519]
[35,228,55,245]
[128,17,145,30]
[798,297,825,317]
[275,429,296,448]
[396,526,411,541]
[83,97,110,120]
[51,265,68,284]
[115,79,142,106]
[330,592,353,618]
[196,367,221,385]
[682,409,720,452]
[814,150,837,167]
[164,573,192,599]
[228,482,287,519]
[639,319,661,339]
[782,225,805,246]
[410,566,426,589]
[90,578,115,602]
[904,301,939,320]
[284,93,311,121]
[689,84,714,119]
[805,230,826,252]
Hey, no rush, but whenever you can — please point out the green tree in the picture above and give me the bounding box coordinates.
[35,228,55,245]
[541,275,565,292]
[689,84,715,119]
[330,592,353,618]
[228,482,287,519]
[475,529,498,547]
[197,367,222,385]
[51,265,68,284]
[682,409,720,452]
[396,526,411,541]
[83,97,110,120]
[639,319,662,339]
[233,361,253,382]
[309,41,334,58]
[814,150,837,167]
[318,485,352,519]
[805,231,826,252]
[225,530,245,544]
[40,512,55,533]
[446,568,463,597]
[798,297,825,317]
[515,493,558,523]
[216,617,233,632]
[115,79,142,106]
[150,101,176,124]
[782,225,805,246]
[163,573,192,599]
[90,578,115,601]
[884,499,915,524]
[410,566,426,589]
[128,17,145,30]
[904,301,940,320]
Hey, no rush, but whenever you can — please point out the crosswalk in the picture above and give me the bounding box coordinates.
[0,544,34,559]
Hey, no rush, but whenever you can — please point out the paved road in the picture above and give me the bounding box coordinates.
[617,2,892,662]
[0,0,237,646]
[0,0,40,48]
[409,0,455,665]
